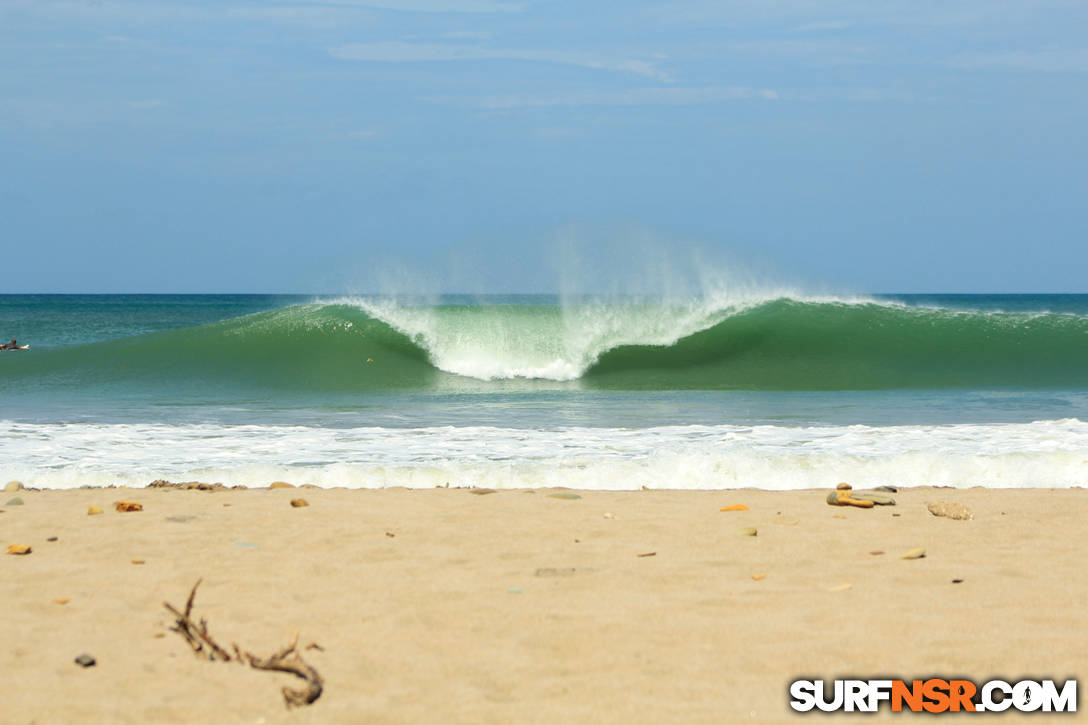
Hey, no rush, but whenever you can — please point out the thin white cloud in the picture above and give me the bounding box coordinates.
[428,86,779,109]
[287,0,524,12]
[329,42,670,81]
[949,48,1088,73]
[721,39,876,66]
[781,87,930,103]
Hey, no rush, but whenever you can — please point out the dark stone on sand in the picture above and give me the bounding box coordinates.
[47,536,58,542]
[74,654,96,668]
[874,485,899,493]
[850,491,897,505]
[5,497,24,506]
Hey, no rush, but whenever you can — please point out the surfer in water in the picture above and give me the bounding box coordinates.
[1,338,27,350]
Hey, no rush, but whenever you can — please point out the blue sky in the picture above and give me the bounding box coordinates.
[2,0,1086,293]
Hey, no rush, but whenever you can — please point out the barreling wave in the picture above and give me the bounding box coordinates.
[3,297,1088,391]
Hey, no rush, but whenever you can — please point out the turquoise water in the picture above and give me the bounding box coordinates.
[1,293,1086,490]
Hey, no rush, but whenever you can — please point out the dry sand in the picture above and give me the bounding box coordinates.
[1,484,1085,724]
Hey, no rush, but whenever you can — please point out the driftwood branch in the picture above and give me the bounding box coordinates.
[244,629,325,708]
[164,580,324,708]
[163,579,233,662]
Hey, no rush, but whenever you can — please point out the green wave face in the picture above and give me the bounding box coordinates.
[3,298,1087,392]
[584,299,1088,389]
[2,304,439,392]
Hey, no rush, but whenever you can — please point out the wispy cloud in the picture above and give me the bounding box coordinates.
[428,86,778,109]
[329,42,670,80]
[720,39,876,66]
[949,48,1088,73]
[288,0,524,12]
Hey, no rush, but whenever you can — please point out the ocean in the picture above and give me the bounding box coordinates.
[2,293,1087,491]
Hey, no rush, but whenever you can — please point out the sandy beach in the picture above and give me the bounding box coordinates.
[1,483,1084,724]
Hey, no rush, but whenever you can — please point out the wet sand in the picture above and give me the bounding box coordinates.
[1,484,1085,723]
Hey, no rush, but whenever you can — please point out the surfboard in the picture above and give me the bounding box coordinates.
[1,345,29,351]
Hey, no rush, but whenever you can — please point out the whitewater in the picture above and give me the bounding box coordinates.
[3,419,1087,491]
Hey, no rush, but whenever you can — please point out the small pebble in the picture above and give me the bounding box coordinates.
[5,497,24,506]
[720,504,749,511]
[751,573,767,581]
[603,512,616,519]
[153,632,165,638]
[385,532,395,538]
[637,552,657,558]
[901,547,927,560]
[54,597,70,605]
[927,501,973,520]
[869,550,885,556]
[269,481,295,489]
[469,488,496,495]
[47,536,58,542]
[131,558,145,565]
[289,498,309,507]
[547,492,582,500]
[114,500,142,512]
[737,527,757,537]
[87,505,103,515]
[952,578,964,584]
[74,654,96,668]
[828,583,853,592]
[6,543,31,555]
